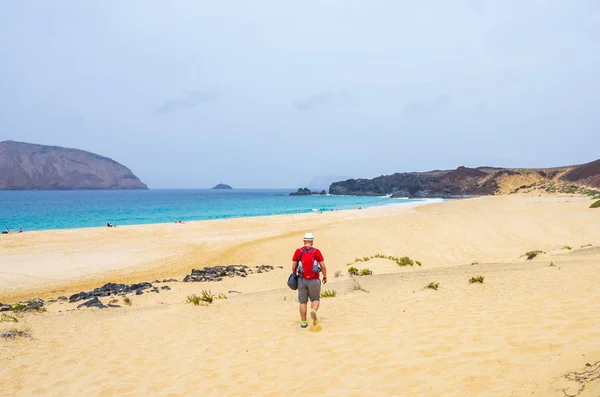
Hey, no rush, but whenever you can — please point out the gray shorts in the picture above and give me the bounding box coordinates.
[298,278,321,304]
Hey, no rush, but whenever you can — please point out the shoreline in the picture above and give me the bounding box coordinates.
[1,193,596,302]
[0,200,437,301]
[1,196,444,235]
[0,192,440,233]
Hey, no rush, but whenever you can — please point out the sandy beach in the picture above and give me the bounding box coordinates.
[1,194,600,396]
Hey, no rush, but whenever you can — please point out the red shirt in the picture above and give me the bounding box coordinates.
[293,247,324,279]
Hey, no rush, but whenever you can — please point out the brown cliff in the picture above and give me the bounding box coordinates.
[329,159,600,198]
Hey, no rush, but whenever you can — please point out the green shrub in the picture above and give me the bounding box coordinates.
[122,297,132,306]
[549,261,556,267]
[469,275,485,284]
[200,290,214,303]
[186,294,201,305]
[348,254,420,268]
[359,268,373,276]
[215,293,227,300]
[348,266,359,276]
[524,250,544,260]
[562,245,572,250]
[424,282,439,291]
[581,244,593,248]
[320,289,337,298]
[398,256,414,266]
[10,304,26,312]
[590,200,600,208]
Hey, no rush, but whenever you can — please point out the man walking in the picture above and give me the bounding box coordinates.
[292,232,327,328]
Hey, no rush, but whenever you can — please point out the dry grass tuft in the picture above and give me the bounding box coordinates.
[469,275,485,284]
[0,313,19,323]
[524,250,544,260]
[1,326,31,339]
[424,282,439,291]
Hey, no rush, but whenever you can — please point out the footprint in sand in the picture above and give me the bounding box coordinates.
[309,323,323,332]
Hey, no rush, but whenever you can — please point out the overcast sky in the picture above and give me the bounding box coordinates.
[1,1,599,188]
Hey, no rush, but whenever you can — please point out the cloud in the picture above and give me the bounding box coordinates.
[475,103,489,114]
[293,91,351,111]
[154,90,219,115]
[402,102,429,117]
[435,94,452,107]
[402,95,452,117]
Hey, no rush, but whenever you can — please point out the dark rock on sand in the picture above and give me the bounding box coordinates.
[69,292,89,303]
[0,303,12,312]
[77,297,107,309]
[69,282,154,303]
[10,299,45,312]
[130,282,153,291]
[136,289,143,295]
[160,286,171,291]
[183,265,276,282]
[57,296,68,301]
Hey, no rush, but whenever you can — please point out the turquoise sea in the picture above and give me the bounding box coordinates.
[0,189,433,232]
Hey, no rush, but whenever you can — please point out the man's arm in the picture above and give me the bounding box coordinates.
[320,261,327,284]
[291,249,299,273]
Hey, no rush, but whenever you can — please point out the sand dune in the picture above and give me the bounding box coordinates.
[1,194,600,396]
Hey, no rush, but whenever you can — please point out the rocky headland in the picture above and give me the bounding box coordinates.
[329,159,600,198]
[0,140,147,190]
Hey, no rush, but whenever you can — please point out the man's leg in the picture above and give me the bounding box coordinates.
[311,300,320,313]
[299,303,307,322]
[298,280,309,327]
[308,279,321,324]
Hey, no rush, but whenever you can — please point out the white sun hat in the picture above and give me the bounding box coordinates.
[303,232,314,241]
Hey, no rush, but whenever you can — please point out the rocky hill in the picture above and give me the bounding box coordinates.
[0,141,148,190]
[290,188,326,196]
[329,159,600,198]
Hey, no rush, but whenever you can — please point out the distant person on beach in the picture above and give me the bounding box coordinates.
[2,228,7,234]
[18,228,23,233]
[107,223,114,228]
[292,232,327,328]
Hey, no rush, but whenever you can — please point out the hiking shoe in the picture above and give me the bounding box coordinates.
[310,310,318,325]
[301,322,308,328]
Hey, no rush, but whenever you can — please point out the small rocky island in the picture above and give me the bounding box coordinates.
[212,184,233,190]
[290,188,327,196]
